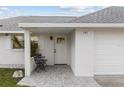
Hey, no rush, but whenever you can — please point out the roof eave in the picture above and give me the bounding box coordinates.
[19,23,124,28]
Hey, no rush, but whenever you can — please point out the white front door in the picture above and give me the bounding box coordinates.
[54,36,67,64]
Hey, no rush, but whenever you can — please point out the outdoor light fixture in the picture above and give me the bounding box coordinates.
[5,33,8,36]
[83,32,88,34]
[50,36,53,40]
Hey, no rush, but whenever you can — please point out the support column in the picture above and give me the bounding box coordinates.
[24,30,31,76]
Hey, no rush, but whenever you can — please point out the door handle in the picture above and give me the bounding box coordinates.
[54,49,56,53]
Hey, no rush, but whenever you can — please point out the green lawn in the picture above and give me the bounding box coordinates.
[0,68,24,87]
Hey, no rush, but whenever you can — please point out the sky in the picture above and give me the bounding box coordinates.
[0,6,106,19]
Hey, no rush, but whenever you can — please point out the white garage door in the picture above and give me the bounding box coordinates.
[95,31,124,75]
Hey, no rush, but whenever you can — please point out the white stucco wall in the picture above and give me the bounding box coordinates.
[69,28,124,76]
[39,34,55,65]
[74,29,95,76]
[0,34,24,68]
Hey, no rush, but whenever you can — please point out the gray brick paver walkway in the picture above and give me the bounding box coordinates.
[18,65,100,87]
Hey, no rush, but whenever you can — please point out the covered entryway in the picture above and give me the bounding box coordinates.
[30,28,72,66]
[22,26,74,76]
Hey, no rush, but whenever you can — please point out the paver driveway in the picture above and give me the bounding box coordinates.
[18,65,100,87]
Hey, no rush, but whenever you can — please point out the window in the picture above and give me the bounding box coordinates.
[31,36,39,57]
[12,34,24,49]
[12,35,39,50]
[57,37,65,44]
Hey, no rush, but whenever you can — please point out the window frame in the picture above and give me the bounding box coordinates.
[11,34,24,50]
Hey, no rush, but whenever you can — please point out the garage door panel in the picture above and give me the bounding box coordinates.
[95,31,124,75]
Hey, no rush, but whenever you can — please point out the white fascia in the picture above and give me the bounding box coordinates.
[0,31,24,33]
[19,23,124,28]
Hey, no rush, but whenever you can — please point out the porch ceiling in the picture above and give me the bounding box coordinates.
[24,27,75,34]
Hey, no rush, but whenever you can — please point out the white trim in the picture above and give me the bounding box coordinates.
[0,31,24,33]
[11,34,24,50]
[11,49,24,52]
[19,23,124,28]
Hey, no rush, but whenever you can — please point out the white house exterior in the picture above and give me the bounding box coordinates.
[1,6,124,77]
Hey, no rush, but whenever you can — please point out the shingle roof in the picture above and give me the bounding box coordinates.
[0,16,76,31]
[1,6,124,31]
[69,6,124,23]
